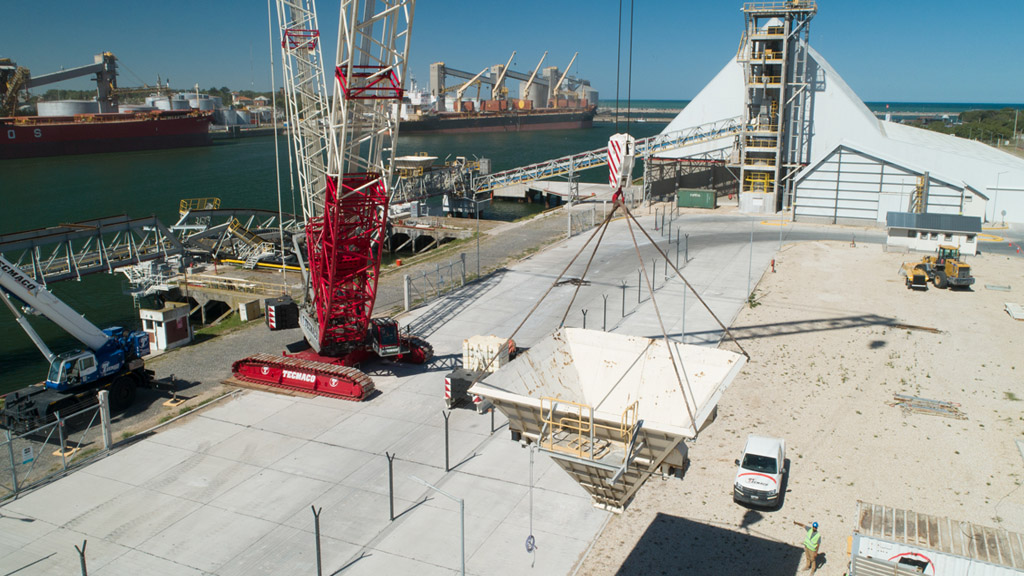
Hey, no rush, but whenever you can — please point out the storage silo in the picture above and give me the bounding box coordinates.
[37,100,100,116]
[146,96,172,110]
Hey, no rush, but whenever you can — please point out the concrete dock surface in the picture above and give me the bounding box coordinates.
[0,205,882,575]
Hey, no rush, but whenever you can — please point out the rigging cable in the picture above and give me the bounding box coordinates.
[615,0,622,132]
[626,0,635,135]
[268,0,287,284]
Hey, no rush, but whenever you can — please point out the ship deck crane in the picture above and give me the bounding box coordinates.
[232,0,431,401]
[492,51,515,100]
[0,255,152,433]
[520,51,547,103]
[454,67,489,111]
[550,52,578,106]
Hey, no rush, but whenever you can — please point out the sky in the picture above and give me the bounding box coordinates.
[4,0,1023,104]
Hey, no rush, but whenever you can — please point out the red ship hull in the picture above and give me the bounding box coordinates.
[400,106,596,135]
[0,110,213,160]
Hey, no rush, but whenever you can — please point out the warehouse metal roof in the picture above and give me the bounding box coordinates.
[655,43,1024,220]
[885,211,982,233]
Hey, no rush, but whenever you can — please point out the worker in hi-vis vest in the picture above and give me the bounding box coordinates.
[793,520,821,573]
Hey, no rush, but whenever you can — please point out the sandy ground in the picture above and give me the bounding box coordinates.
[579,241,1024,575]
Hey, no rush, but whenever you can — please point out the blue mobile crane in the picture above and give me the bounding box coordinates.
[0,255,153,433]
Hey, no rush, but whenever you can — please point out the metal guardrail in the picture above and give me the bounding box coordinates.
[471,116,744,195]
[174,273,292,297]
[0,215,185,284]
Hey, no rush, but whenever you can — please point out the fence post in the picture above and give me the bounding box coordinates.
[5,429,18,495]
[460,253,466,286]
[602,295,608,331]
[637,269,642,303]
[98,390,112,450]
[386,452,396,521]
[311,506,323,576]
[682,286,687,343]
[685,233,690,266]
[75,540,88,576]
[621,281,627,317]
[436,263,441,298]
[676,230,680,269]
[581,309,587,329]
[443,411,451,472]
[403,275,411,312]
[56,411,67,471]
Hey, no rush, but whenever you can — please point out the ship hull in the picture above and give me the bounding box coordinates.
[1,111,213,160]
[400,108,596,135]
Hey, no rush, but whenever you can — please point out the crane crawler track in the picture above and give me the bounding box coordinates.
[231,353,375,402]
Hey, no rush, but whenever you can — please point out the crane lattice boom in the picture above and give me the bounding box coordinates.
[277,0,414,355]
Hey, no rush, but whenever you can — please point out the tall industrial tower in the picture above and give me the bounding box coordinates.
[736,1,816,211]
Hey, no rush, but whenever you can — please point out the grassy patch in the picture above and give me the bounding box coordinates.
[193,312,247,338]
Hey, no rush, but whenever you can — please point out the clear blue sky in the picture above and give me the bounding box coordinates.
[4,0,1022,104]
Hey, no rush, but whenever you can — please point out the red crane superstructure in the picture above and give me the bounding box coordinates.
[233,0,430,401]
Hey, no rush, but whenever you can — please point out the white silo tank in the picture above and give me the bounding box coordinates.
[37,100,100,116]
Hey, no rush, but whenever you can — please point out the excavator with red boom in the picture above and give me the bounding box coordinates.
[232,0,430,401]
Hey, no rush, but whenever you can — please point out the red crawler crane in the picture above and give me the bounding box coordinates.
[232,0,430,401]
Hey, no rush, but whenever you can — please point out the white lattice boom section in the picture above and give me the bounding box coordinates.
[277,0,332,223]
[305,0,415,353]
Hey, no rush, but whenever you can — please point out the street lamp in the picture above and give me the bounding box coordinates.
[411,476,464,576]
[475,196,481,278]
[993,171,1008,223]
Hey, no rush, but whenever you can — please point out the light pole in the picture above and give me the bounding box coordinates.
[411,476,464,576]
[475,196,481,278]
[993,171,1008,223]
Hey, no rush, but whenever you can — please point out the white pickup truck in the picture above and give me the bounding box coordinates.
[733,435,786,508]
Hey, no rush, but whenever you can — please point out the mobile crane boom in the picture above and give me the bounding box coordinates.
[0,255,152,433]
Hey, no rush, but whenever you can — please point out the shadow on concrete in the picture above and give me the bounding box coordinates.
[407,269,509,338]
[654,313,932,345]
[614,513,802,576]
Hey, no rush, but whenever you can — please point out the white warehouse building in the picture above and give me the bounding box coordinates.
[654,6,1024,226]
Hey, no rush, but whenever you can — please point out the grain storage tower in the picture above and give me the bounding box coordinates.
[653,1,1024,225]
[735,1,816,213]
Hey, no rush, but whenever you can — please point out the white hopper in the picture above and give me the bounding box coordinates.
[469,327,746,512]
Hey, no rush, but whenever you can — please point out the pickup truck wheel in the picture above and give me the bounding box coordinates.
[110,375,137,411]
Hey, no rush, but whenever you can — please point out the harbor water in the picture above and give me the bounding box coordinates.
[0,120,665,393]
[1,99,1014,393]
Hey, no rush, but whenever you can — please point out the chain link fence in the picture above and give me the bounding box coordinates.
[401,254,467,312]
[0,394,111,502]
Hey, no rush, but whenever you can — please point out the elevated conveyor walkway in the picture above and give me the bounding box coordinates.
[472,116,743,196]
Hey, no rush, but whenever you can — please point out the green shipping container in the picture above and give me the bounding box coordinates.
[676,188,717,209]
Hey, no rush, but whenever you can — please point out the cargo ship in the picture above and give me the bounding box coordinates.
[0,109,213,160]
[402,54,599,134]
[401,102,596,134]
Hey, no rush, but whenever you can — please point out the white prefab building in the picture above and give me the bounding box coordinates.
[884,212,983,256]
[655,28,1024,225]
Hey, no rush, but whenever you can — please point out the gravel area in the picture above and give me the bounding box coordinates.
[578,241,1024,575]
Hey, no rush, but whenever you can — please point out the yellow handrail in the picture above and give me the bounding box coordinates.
[539,397,639,462]
[179,197,221,215]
